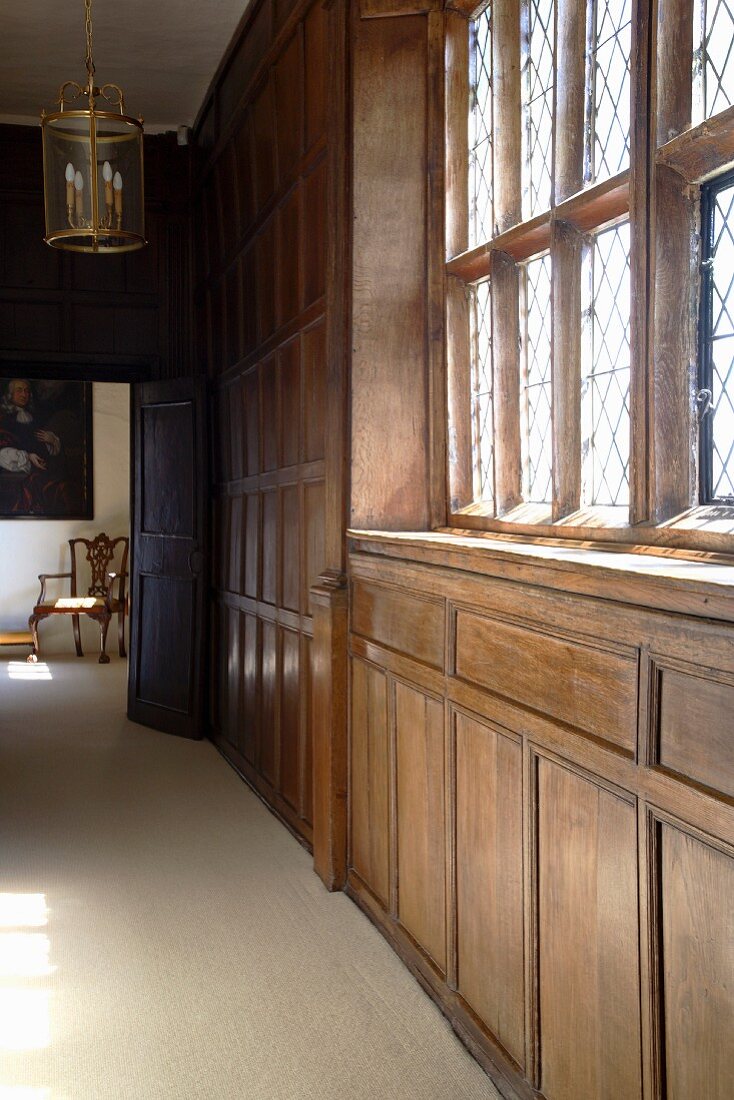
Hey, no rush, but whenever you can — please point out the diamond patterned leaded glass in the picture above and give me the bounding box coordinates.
[522,255,553,502]
[469,8,493,247]
[707,181,734,498]
[590,0,632,183]
[581,222,631,507]
[694,0,734,122]
[471,280,495,505]
[522,0,554,219]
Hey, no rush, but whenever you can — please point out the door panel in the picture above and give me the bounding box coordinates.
[136,575,194,712]
[350,657,389,905]
[128,378,207,738]
[538,757,641,1100]
[141,401,195,537]
[395,680,446,971]
[455,711,524,1068]
[661,824,734,1100]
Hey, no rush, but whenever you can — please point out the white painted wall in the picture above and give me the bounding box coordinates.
[0,383,130,654]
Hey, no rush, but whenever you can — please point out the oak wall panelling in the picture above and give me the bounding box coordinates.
[394,679,446,971]
[351,11,433,530]
[197,0,347,860]
[350,656,390,904]
[346,539,734,1100]
[657,819,734,1097]
[195,2,734,1098]
[536,755,641,1100]
[454,710,525,1070]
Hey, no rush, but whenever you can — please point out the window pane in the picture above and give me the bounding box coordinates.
[581,221,631,507]
[522,255,553,502]
[694,0,734,121]
[522,0,555,218]
[469,8,493,247]
[471,280,495,505]
[590,0,632,182]
[707,181,734,499]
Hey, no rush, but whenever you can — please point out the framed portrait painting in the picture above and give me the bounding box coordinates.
[0,376,93,518]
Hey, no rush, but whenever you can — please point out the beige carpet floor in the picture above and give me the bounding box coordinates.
[0,655,501,1100]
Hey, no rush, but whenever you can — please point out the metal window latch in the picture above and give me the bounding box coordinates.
[696,387,716,420]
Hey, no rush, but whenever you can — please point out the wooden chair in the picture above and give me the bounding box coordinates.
[0,630,38,663]
[29,533,129,664]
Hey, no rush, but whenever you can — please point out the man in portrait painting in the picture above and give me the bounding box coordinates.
[0,378,90,517]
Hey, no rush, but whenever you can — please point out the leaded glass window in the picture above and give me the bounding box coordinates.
[471,280,494,504]
[449,0,734,545]
[581,221,631,506]
[700,173,734,501]
[469,7,493,248]
[588,0,632,182]
[522,0,555,219]
[521,255,553,502]
[694,0,734,122]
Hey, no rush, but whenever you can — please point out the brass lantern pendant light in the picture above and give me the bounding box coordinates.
[40,0,145,253]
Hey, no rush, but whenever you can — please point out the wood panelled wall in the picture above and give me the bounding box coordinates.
[196,0,346,850]
[347,3,734,1098]
[0,124,191,379]
[347,536,734,1100]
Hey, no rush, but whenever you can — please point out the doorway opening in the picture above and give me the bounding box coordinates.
[0,379,131,710]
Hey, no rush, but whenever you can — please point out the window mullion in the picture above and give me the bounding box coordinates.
[491,250,523,512]
[657,0,694,143]
[447,276,475,512]
[446,10,470,260]
[492,0,522,232]
[650,170,696,521]
[629,0,652,525]
[551,219,583,518]
[555,0,586,203]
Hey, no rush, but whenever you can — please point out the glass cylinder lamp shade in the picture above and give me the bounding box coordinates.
[41,110,145,253]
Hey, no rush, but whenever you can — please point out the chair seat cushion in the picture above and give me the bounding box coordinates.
[0,631,34,646]
[33,598,124,613]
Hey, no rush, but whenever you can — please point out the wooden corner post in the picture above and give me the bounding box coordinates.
[312,0,350,891]
[311,571,349,890]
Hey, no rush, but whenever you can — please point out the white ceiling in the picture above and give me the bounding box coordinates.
[0,0,253,133]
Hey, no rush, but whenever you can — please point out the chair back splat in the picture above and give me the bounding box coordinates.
[70,533,129,599]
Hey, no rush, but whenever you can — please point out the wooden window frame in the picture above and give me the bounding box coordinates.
[443,0,734,554]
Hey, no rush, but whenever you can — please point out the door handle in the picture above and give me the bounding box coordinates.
[188,548,204,575]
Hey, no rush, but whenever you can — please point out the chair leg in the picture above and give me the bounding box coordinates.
[72,613,83,657]
[118,609,126,658]
[28,614,41,658]
[98,613,111,664]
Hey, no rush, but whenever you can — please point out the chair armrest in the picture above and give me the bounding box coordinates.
[106,571,129,603]
[37,572,72,604]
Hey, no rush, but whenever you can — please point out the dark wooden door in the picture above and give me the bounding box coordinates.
[128,378,208,737]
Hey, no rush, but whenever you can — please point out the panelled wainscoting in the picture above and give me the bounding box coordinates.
[347,533,734,1100]
[200,0,347,849]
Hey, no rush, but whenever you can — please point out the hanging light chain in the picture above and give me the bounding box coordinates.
[84,0,96,95]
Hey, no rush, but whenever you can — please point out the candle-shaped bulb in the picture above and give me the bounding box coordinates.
[103,160,114,211]
[65,162,75,211]
[113,171,123,218]
[73,170,84,220]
